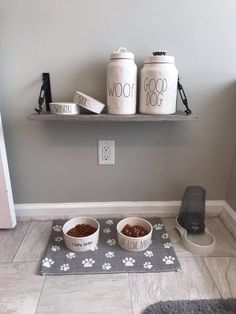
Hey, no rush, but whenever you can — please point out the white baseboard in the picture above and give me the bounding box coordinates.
[15,200,225,221]
[219,201,236,241]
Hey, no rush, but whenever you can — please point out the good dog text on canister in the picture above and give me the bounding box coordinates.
[139,51,178,114]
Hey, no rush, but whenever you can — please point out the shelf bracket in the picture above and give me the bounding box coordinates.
[35,73,52,114]
[178,78,192,115]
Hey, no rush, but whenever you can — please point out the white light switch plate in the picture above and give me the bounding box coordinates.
[98,140,115,165]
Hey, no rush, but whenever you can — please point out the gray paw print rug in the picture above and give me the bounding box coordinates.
[41,218,181,275]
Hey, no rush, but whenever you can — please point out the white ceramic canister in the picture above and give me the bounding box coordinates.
[107,47,137,114]
[139,51,178,114]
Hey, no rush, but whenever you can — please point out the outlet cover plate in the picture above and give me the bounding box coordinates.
[98,140,115,165]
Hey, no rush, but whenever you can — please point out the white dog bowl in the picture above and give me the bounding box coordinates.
[50,102,80,115]
[117,217,153,252]
[63,217,100,252]
[73,91,105,114]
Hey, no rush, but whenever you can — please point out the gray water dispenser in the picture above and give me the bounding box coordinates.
[175,186,216,255]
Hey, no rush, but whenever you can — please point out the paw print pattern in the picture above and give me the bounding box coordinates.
[161,233,169,240]
[102,263,112,270]
[52,225,63,232]
[60,264,70,271]
[55,236,63,242]
[164,242,172,249]
[122,257,135,266]
[51,245,60,252]
[162,256,175,265]
[42,258,54,268]
[144,250,153,257]
[105,251,115,258]
[107,239,116,246]
[90,245,98,251]
[66,252,75,259]
[153,223,164,231]
[82,258,95,268]
[103,228,111,234]
[143,262,153,269]
[106,219,114,225]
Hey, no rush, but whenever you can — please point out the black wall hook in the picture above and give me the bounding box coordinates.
[35,73,52,114]
[177,78,192,115]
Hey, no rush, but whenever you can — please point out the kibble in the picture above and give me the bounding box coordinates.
[67,224,97,237]
[121,224,148,237]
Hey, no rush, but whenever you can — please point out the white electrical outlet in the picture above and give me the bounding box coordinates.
[98,140,115,165]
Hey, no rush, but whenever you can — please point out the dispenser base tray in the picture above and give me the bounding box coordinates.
[175,218,216,255]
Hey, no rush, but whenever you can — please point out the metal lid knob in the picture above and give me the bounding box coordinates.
[153,50,167,56]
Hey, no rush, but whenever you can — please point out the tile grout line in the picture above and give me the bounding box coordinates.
[12,221,53,264]
[0,260,39,265]
[173,254,236,258]
[11,221,32,263]
[128,273,135,314]
[224,257,233,298]
[34,275,47,314]
[201,256,224,298]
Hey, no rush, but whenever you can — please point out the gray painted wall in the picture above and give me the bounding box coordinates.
[0,0,236,203]
[227,143,236,211]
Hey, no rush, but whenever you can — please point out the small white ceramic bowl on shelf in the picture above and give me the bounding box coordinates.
[73,91,105,114]
[50,102,80,115]
[116,217,153,252]
[62,217,100,252]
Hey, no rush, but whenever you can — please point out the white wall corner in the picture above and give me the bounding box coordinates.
[219,201,236,241]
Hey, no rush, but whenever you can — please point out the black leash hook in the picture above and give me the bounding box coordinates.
[178,78,192,115]
[35,73,52,114]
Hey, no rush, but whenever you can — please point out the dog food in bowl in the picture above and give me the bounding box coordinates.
[63,217,100,252]
[67,224,97,237]
[117,217,153,252]
[121,224,148,237]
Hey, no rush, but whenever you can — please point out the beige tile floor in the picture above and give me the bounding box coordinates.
[0,218,236,314]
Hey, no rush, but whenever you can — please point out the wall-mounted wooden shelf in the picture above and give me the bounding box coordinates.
[27,112,197,122]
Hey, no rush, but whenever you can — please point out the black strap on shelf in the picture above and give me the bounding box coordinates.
[178,78,192,115]
[35,73,52,114]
